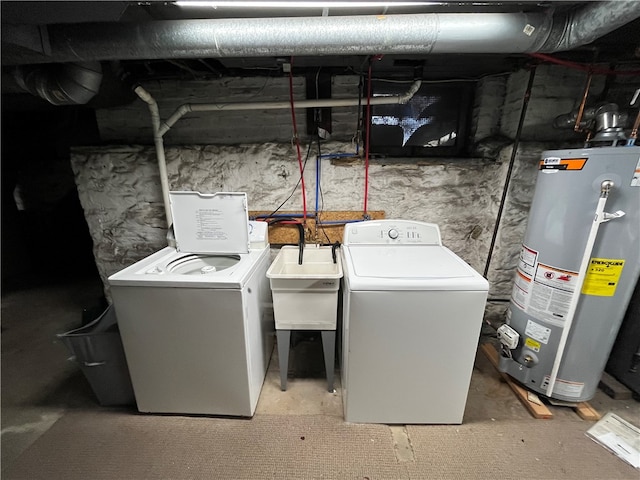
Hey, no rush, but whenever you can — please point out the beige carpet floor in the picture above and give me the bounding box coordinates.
[4,408,638,480]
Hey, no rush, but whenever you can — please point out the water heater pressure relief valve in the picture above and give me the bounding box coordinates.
[497,324,520,350]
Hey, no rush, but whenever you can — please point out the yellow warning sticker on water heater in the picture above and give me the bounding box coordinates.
[525,338,541,352]
[581,258,625,297]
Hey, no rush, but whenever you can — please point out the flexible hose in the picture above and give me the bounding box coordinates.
[331,241,341,264]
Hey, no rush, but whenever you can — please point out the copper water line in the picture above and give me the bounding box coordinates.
[574,71,593,132]
[631,110,640,139]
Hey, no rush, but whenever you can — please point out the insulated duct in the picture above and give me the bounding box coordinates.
[2,2,639,65]
[539,1,640,52]
[13,62,103,105]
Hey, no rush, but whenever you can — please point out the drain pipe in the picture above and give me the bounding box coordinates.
[158,80,421,137]
[134,85,173,228]
[136,80,421,233]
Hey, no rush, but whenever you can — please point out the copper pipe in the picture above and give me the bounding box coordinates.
[574,71,593,132]
[585,130,593,143]
[631,110,640,139]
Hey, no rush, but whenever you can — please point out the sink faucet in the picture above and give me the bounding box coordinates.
[265,217,305,265]
[296,223,304,265]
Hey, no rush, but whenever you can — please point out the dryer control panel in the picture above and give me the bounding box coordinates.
[343,220,442,246]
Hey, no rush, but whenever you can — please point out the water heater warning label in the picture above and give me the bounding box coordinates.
[631,156,640,187]
[511,245,580,327]
[539,157,588,171]
[582,258,625,297]
[525,319,551,344]
[541,376,585,398]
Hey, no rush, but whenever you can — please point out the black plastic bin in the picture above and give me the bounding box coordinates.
[58,305,135,406]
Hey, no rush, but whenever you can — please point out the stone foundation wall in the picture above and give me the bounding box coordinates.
[73,64,626,321]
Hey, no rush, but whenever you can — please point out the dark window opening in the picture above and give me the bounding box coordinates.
[368,80,474,157]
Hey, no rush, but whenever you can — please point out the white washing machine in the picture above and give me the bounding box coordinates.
[108,192,273,416]
[341,220,489,424]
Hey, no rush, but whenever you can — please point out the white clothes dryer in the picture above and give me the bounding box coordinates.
[109,192,273,416]
[340,220,488,424]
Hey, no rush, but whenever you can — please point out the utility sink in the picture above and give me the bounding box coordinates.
[267,245,343,330]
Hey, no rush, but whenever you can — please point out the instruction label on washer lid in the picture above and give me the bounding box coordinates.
[196,209,228,240]
[582,258,625,297]
[170,191,249,254]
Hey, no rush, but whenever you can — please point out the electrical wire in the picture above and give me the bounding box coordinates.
[363,59,373,215]
[315,137,321,217]
[264,140,313,219]
[315,134,332,244]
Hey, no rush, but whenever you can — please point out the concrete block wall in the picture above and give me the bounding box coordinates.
[74,64,626,314]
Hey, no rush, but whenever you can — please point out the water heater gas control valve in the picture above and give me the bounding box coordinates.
[497,324,520,350]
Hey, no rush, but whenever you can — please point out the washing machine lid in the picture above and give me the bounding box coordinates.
[343,245,488,291]
[108,246,269,289]
[170,191,250,255]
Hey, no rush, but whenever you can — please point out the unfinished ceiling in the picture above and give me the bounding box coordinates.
[2,1,640,105]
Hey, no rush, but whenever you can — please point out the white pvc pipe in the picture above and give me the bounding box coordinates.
[134,85,174,228]
[158,80,422,137]
[545,181,613,397]
[134,79,422,231]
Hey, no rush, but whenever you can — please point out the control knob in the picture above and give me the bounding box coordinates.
[388,229,399,239]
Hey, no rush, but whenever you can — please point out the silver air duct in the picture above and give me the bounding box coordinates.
[13,62,103,105]
[2,2,639,65]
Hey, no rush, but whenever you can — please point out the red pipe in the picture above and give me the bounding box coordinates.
[288,57,308,221]
[529,53,640,76]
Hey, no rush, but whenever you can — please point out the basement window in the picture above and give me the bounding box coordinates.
[368,80,474,158]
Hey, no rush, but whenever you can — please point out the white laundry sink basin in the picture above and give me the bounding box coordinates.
[267,245,343,330]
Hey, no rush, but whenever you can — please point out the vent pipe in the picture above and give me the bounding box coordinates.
[13,62,102,105]
[3,2,639,65]
[539,1,640,52]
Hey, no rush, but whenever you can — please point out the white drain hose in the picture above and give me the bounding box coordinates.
[545,180,614,397]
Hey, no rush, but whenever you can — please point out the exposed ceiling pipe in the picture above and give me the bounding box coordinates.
[135,80,421,229]
[3,2,640,66]
[158,80,422,136]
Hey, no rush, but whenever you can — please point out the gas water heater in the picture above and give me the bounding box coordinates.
[498,145,640,402]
